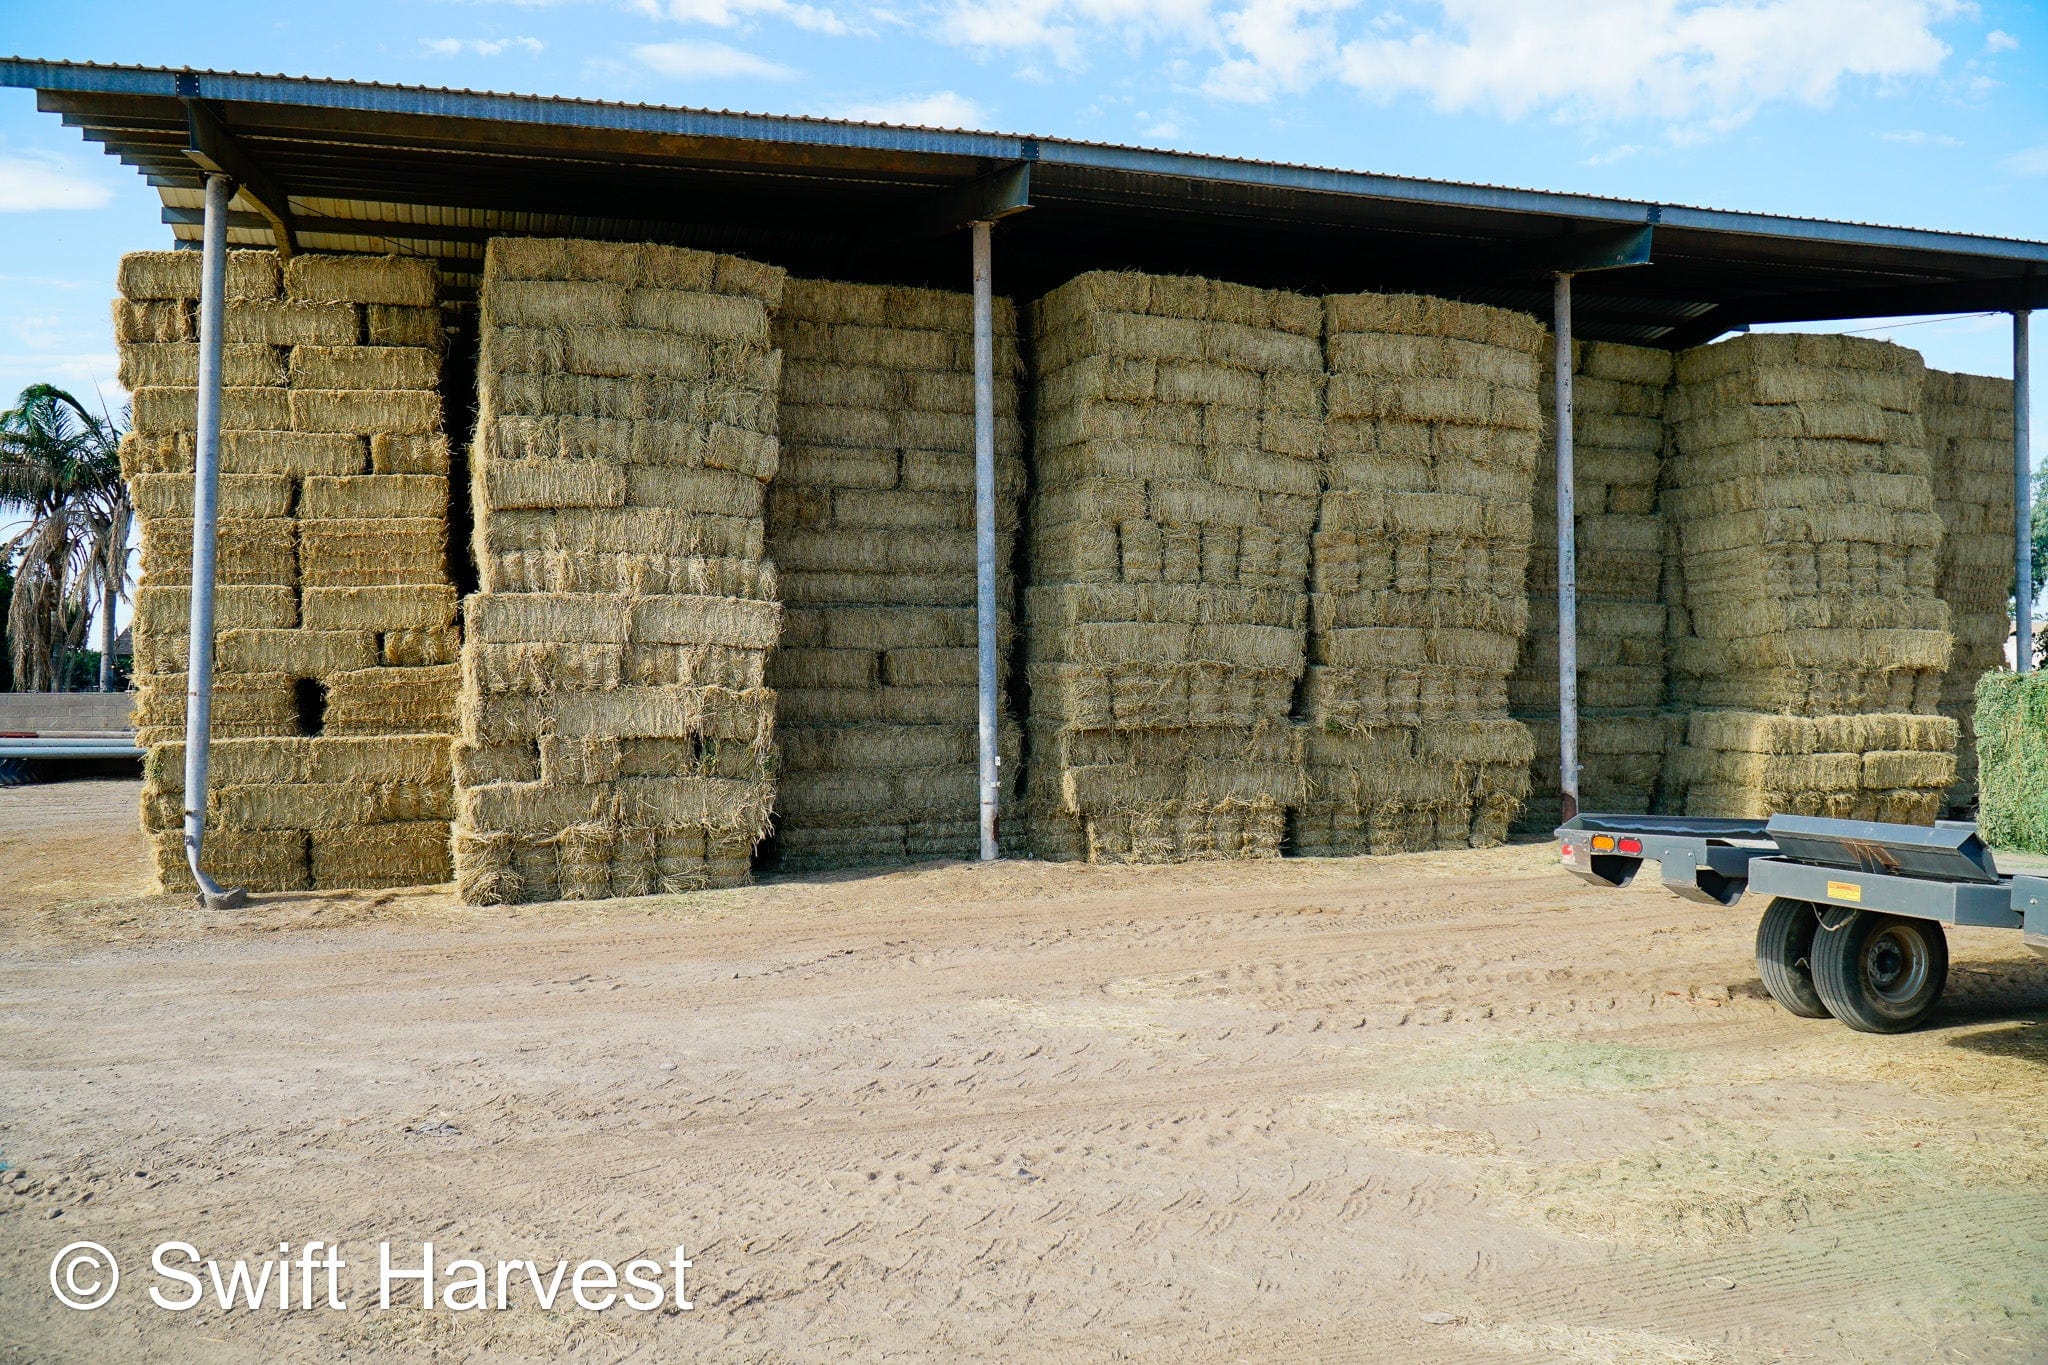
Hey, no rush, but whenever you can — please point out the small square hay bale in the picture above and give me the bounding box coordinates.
[138,517,297,587]
[113,299,195,344]
[130,386,293,434]
[129,473,296,521]
[467,592,630,646]
[285,254,438,307]
[630,595,780,649]
[214,628,379,677]
[367,305,445,350]
[483,459,627,510]
[223,302,361,347]
[118,342,285,391]
[384,627,461,667]
[297,518,449,587]
[289,345,440,390]
[308,822,453,889]
[152,829,309,894]
[323,665,462,735]
[371,434,452,476]
[299,474,449,520]
[120,249,279,302]
[300,585,459,632]
[291,389,442,436]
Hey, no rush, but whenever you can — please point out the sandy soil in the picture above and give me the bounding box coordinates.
[3,778,2047,1363]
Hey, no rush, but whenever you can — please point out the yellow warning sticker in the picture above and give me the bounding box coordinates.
[1826,880,1863,903]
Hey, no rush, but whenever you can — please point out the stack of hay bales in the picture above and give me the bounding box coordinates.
[763,279,1024,869]
[1975,671,2048,852]
[1660,333,1957,821]
[1922,369,2016,812]
[1295,294,1542,854]
[1511,341,1673,829]
[452,238,784,904]
[117,250,458,892]
[1022,271,1321,861]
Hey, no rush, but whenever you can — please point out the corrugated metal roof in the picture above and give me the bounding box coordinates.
[7,56,2044,345]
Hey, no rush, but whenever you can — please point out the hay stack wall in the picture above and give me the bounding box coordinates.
[763,279,1024,869]
[1660,333,1957,821]
[118,250,457,892]
[1922,369,2016,812]
[1295,294,1542,854]
[453,238,784,903]
[1022,272,1322,862]
[1511,341,1672,831]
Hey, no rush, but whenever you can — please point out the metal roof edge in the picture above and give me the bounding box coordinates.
[8,57,2048,266]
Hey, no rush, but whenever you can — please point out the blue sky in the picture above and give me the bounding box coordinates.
[0,0,2043,431]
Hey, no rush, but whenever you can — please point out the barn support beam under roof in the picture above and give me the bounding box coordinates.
[181,95,297,258]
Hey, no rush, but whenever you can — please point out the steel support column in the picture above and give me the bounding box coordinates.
[1554,272,1580,820]
[971,220,1001,859]
[2019,309,2035,673]
[183,171,247,909]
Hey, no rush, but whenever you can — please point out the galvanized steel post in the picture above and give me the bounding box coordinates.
[2018,309,2034,674]
[183,172,247,909]
[1554,273,1580,821]
[972,220,1001,859]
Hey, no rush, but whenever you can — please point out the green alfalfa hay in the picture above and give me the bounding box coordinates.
[1977,671,2048,851]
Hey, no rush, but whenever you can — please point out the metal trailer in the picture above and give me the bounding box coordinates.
[1556,813,2048,1033]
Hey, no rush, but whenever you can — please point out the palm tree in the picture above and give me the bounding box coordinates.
[0,384,130,692]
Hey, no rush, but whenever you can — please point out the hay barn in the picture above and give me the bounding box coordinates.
[9,61,2038,898]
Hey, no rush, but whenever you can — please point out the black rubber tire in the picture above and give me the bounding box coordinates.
[1755,897,1831,1018]
[1810,910,1949,1034]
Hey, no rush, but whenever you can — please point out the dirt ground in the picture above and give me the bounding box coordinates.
[3,779,2047,1363]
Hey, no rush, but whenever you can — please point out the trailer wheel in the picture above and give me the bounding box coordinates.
[1810,911,1948,1034]
[1755,897,1831,1018]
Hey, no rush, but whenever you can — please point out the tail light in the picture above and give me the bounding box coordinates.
[1590,834,1616,852]
[1618,836,1643,855]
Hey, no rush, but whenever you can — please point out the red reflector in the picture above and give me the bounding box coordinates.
[1618,837,1643,855]
[1591,834,1616,852]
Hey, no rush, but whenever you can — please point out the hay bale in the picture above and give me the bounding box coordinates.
[309,822,453,889]
[284,254,437,307]
[151,830,310,894]
[118,250,280,302]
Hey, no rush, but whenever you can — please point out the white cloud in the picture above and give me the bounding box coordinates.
[1582,143,1644,166]
[834,91,987,126]
[0,154,115,212]
[1337,0,1963,132]
[1879,128,1962,147]
[2003,144,2048,177]
[639,0,850,32]
[632,39,800,78]
[421,36,546,56]
[1985,28,2017,53]
[1204,0,1356,101]
[941,0,1218,68]
[927,0,1966,133]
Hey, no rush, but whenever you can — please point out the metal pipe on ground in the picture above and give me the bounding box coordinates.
[971,220,1001,861]
[1554,271,1580,821]
[182,171,248,910]
[2018,308,2034,674]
